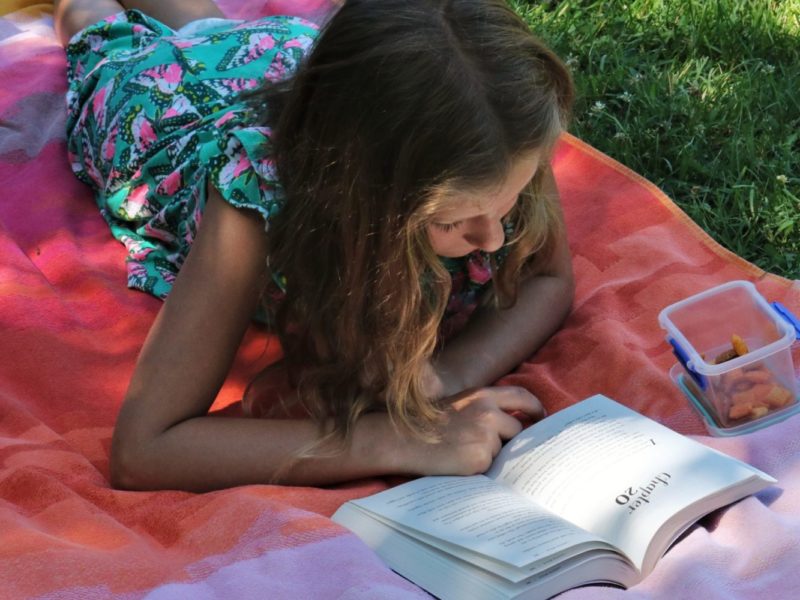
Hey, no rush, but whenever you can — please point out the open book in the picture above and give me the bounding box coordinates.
[332,395,776,600]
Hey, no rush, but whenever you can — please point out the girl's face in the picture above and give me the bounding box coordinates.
[427,151,541,258]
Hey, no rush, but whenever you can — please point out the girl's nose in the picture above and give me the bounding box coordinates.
[465,218,505,253]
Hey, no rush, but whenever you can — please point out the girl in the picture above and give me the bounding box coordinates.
[54,0,575,491]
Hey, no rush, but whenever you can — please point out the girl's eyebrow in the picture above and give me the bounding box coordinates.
[435,189,523,222]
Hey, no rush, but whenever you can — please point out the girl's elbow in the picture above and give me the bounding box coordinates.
[562,269,576,307]
[109,431,156,491]
[109,444,140,490]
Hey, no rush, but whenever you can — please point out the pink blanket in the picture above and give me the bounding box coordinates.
[1,1,798,598]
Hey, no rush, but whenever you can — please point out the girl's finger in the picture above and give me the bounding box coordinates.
[492,408,525,441]
[491,386,546,420]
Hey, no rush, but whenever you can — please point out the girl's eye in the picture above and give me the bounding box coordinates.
[432,221,462,233]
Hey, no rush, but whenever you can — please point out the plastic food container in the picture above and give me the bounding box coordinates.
[659,280,800,436]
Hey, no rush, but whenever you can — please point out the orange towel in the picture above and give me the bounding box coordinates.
[515,134,800,431]
[2,2,799,598]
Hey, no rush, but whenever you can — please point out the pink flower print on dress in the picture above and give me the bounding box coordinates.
[156,264,177,285]
[166,130,195,159]
[143,221,177,244]
[159,63,184,94]
[134,64,184,94]
[266,57,287,82]
[122,184,151,219]
[131,111,157,150]
[86,33,106,52]
[217,150,253,188]
[89,77,115,122]
[156,170,182,196]
[255,156,278,181]
[76,134,104,188]
[101,130,116,161]
[67,151,81,174]
[127,261,150,288]
[171,37,209,49]
[106,169,123,189]
[214,111,237,128]
[218,33,276,70]
[140,119,157,146]
[265,34,315,81]
[128,243,154,261]
[131,67,156,88]
[232,155,251,178]
[107,161,138,191]
[253,33,276,54]
[201,79,257,99]
[163,95,199,125]
[91,86,107,121]
[191,196,203,226]
[284,35,315,52]
[225,78,258,93]
[467,253,493,285]
[181,223,196,247]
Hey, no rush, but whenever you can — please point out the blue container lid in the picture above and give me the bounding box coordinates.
[669,364,800,436]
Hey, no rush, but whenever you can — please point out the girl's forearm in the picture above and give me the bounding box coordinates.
[433,270,574,396]
[434,164,574,398]
[110,411,415,491]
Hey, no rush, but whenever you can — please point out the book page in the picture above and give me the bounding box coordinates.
[349,474,602,570]
[486,395,774,570]
[334,502,640,599]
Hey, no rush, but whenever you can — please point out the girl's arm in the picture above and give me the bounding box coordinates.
[110,188,543,491]
[432,165,575,398]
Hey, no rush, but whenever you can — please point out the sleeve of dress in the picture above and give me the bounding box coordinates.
[198,114,284,227]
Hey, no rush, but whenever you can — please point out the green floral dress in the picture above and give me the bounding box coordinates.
[65,10,505,336]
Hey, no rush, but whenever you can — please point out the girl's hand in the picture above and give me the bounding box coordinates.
[406,386,545,476]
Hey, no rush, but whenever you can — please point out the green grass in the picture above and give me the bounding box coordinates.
[514,0,800,278]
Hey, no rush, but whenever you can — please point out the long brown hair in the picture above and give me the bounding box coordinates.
[245,0,573,445]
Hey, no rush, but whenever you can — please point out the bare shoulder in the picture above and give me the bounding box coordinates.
[151,186,270,358]
[113,188,269,456]
[153,187,269,325]
[199,187,269,275]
